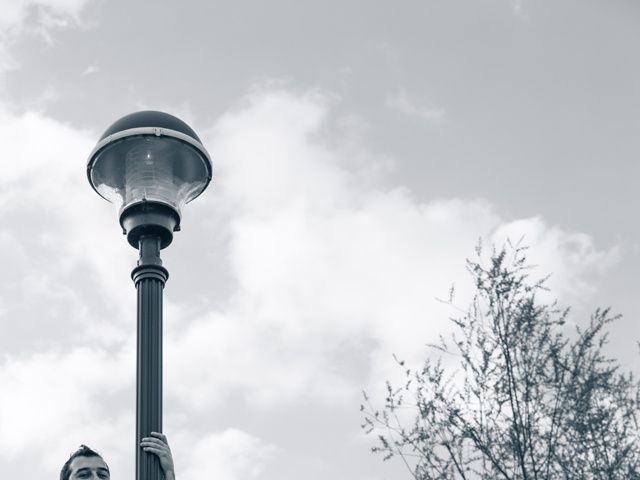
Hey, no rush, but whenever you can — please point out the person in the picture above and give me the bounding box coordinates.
[60,432,175,480]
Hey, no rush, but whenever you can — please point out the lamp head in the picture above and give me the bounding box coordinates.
[87,111,212,249]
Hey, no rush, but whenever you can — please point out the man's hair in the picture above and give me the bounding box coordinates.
[60,445,105,480]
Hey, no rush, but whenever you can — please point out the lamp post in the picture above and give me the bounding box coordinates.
[87,111,213,480]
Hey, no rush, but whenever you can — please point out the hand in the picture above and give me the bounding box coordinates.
[141,432,175,480]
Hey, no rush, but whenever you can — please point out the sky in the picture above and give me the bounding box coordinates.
[0,0,638,479]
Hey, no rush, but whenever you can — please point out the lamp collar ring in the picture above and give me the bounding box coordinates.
[86,126,212,175]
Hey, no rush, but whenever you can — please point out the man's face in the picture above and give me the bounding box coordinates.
[68,456,110,480]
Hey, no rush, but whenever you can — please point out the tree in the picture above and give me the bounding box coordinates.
[361,243,640,480]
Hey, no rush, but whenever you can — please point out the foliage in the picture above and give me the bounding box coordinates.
[361,244,640,480]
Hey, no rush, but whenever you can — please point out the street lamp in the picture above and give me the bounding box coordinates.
[87,111,213,480]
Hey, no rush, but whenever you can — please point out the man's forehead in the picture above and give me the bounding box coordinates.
[70,455,109,473]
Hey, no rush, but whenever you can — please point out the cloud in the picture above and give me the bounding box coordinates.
[163,88,618,411]
[0,87,620,478]
[0,345,134,466]
[0,0,95,74]
[0,0,90,32]
[81,64,99,75]
[509,0,525,16]
[492,217,620,302]
[0,107,135,351]
[386,88,446,122]
[163,90,496,410]
[176,429,277,480]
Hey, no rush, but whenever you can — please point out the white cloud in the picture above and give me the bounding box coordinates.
[176,429,277,480]
[0,107,135,347]
[0,0,90,32]
[163,88,618,412]
[386,88,446,122]
[0,0,94,73]
[492,217,620,302]
[0,345,134,468]
[509,0,525,16]
[0,87,620,478]
[81,63,98,75]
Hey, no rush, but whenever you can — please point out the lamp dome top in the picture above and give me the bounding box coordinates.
[99,110,202,142]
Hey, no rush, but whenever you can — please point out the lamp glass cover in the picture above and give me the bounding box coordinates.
[90,135,209,213]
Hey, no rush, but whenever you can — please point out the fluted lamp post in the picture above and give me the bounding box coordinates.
[87,111,213,480]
